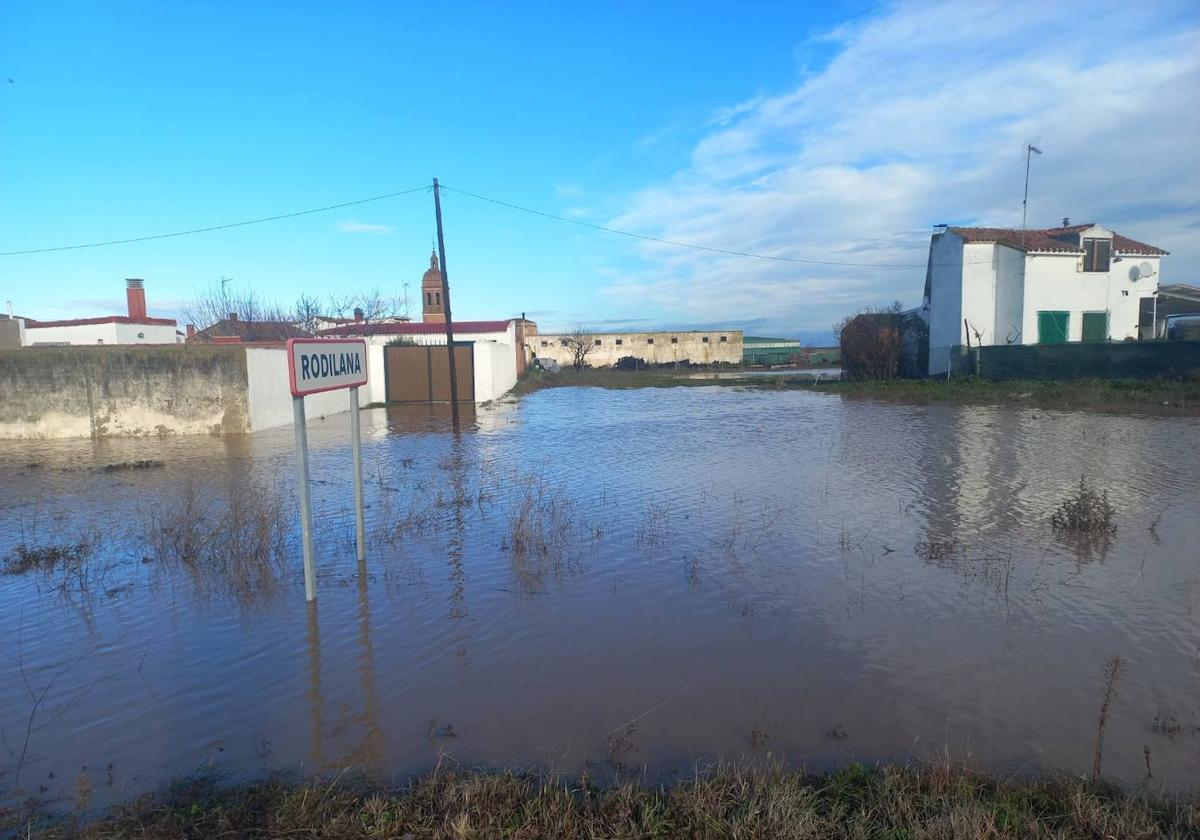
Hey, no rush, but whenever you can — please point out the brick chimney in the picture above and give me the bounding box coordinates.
[186,324,196,340]
[354,307,364,323]
[126,279,147,321]
[228,312,238,322]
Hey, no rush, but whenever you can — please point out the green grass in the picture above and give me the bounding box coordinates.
[14,764,1197,839]
[802,376,1200,411]
[513,368,1200,413]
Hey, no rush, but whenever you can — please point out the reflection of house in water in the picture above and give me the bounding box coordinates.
[911,404,1168,562]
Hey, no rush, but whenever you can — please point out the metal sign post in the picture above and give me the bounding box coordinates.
[286,338,369,602]
[350,385,365,562]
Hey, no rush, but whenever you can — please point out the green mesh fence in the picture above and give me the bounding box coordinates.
[949,341,1200,380]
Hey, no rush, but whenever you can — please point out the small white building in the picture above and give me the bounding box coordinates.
[924,223,1168,375]
[21,279,183,346]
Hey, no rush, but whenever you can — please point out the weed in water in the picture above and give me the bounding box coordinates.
[1052,477,1117,534]
[2,540,92,576]
[915,536,958,561]
[1091,654,1125,780]
[1152,709,1184,739]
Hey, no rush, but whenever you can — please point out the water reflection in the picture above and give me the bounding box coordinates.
[1,387,1198,811]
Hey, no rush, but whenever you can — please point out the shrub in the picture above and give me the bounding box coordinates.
[1051,477,1117,534]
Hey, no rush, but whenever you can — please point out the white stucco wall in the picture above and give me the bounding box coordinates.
[1020,249,1159,344]
[527,330,744,367]
[927,232,965,375]
[25,322,119,346]
[24,321,181,346]
[472,341,518,403]
[244,347,370,432]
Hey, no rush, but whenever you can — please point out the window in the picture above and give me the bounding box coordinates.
[1083,238,1111,272]
[615,338,623,346]
[96,339,104,344]
[647,338,654,345]
[702,336,709,343]
[1082,312,1108,342]
[435,292,441,305]
[594,339,602,346]
[425,292,431,306]
[540,340,548,347]
[719,336,727,343]
[137,332,145,338]
[1037,311,1069,344]
[671,337,678,344]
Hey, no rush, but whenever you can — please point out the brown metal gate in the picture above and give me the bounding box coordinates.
[384,343,474,403]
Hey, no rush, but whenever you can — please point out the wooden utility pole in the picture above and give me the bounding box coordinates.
[432,178,460,427]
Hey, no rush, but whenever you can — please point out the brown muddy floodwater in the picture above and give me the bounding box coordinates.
[1,386,1198,811]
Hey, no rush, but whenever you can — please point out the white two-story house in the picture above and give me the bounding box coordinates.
[923,223,1168,375]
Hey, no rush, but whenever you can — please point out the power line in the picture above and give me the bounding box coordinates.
[0,185,430,256]
[438,184,931,269]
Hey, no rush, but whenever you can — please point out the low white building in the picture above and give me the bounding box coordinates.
[21,279,183,346]
[924,223,1168,375]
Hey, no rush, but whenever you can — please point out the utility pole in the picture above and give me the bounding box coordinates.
[432,178,460,427]
[1021,143,1042,233]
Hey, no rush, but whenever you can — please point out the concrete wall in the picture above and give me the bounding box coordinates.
[0,318,22,350]
[926,232,965,375]
[472,341,518,402]
[527,330,744,367]
[244,346,369,432]
[0,346,250,439]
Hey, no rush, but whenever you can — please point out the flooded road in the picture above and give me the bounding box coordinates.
[1,386,1198,810]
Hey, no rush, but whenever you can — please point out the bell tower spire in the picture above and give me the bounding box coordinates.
[421,248,445,324]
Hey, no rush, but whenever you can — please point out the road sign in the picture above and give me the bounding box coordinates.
[287,338,368,397]
[285,338,370,602]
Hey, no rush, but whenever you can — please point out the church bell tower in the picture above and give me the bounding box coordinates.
[421,250,445,324]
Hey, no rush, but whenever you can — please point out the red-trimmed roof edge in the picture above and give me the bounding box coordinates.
[317,319,516,336]
[947,225,1167,256]
[25,315,178,328]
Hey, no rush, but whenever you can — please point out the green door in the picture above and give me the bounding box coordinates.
[1081,312,1108,342]
[1037,311,1070,344]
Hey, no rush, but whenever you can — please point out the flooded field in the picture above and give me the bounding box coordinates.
[1,386,1198,812]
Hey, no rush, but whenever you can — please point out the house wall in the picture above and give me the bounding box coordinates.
[0,346,249,439]
[23,321,180,346]
[927,233,965,375]
[1020,253,1160,344]
[0,318,23,350]
[244,347,370,432]
[527,330,744,367]
[25,322,119,346]
[992,244,1025,345]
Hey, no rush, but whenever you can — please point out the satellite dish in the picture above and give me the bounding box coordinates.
[1129,265,1141,281]
[1139,261,1155,279]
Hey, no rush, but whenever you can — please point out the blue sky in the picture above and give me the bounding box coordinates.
[2,0,1197,342]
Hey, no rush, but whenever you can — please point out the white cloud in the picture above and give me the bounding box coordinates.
[335,218,393,235]
[608,0,1200,337]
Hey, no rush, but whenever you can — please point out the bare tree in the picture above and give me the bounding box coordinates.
[560,324,595,370]
[292,293,323,335]
[326,286,401,327]
[183,277,288,331]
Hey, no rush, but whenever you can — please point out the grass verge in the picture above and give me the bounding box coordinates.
[13,763,1199,839]
[513,367,1200,413]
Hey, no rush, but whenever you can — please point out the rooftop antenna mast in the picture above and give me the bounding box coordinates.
[1021,143,1042,243]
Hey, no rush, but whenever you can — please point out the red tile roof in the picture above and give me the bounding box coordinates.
[25,315,177,328]
[319,320,514,337]
[949,225,1167,256]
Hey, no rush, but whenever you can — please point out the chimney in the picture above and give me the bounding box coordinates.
[1062,217,1070,227]
[228,312,238,322]
[186,324,195,340]
[353,307,364,323]
[126,278,147,321]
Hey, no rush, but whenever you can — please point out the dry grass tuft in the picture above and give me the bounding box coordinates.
[1052,477,1117,534]
[15,763,1199,839]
